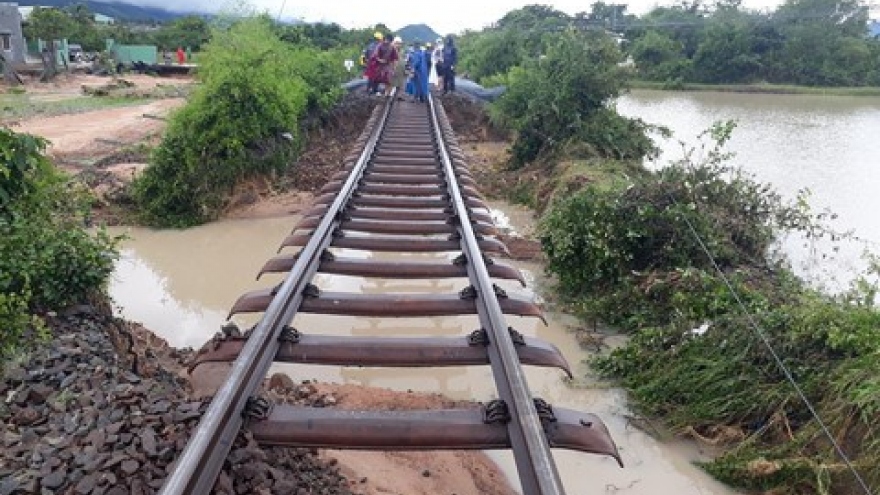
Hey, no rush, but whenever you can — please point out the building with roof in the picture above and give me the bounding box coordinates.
[94,13,114,24]
[0,2,25,64]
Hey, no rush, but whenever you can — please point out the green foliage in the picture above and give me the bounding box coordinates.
[0,290,44,362]
[627,0,880,86]
[630,31,693,81]
[458,5,580,84]
[539,121,810,327]
[0,127,119,361]
[132,17,343,227]
[490,30,652,166]
[540,121,880,492]
[0,129,51,210]
[23,7,79,46]
[458,29,527,83]
[151,16,212,51]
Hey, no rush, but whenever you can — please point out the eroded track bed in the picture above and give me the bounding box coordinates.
[163,94,621,495]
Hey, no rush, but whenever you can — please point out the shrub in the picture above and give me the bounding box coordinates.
[539,122,880,493]
[489,30,652,167]
[1,127,119,362]
[132,16,344,227]
[539,122,808,327]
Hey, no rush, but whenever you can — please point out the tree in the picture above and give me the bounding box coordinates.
[132,17,344,227]
[630,30,692,80]
[64,4,104,51]
[640,3,708,58]
[23,7,77,45]
[575,2,636,31]
[765,0,874,85]
[490,30,651,165]
[458,29,525,82]
[23,7,78,79]
[152,16,211,52]
[691,16,762,83]
[496,4,570,30]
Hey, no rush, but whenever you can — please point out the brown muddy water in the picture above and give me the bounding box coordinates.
[107,201,742,495]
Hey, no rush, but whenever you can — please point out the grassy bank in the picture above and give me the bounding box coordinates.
[629,80,880,97]
[1,93,160,121]
[472,117,880,494]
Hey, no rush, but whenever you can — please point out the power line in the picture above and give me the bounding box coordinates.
[658,173,876,495]
[276,0,288,22]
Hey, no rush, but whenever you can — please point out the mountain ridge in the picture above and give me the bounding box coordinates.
[14,0,196,22]
[396,23,442,44]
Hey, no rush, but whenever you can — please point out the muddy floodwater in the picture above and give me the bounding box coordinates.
[107,203,742,495]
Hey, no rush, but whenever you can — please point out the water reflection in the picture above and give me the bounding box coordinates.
[106,217,296,348]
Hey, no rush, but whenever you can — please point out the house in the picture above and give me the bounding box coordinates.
[94,13,114,24]
[0,2,26,63]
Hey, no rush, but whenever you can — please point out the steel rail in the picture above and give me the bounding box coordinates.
[428,95,565,494]
[158,98,395,495]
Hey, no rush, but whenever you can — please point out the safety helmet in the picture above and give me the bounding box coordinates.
[374,31,383,40]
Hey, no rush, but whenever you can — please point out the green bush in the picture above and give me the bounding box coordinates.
[539,122,880,493]
[489,30,652,167]
[539,122,808,327]
[0,290,43,360]
[132,16,344,227]
[1,127,119,361]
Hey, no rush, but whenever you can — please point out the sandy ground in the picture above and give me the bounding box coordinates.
[190,364,517,495]
[12,73,520,493]
[317,384,517,495]
[11,98,184,163]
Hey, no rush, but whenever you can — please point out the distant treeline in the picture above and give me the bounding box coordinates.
[458,1,880,87]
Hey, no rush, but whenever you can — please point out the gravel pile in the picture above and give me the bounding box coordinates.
[0,305,354,495]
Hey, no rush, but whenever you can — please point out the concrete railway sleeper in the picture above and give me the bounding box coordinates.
[159,92,621,495]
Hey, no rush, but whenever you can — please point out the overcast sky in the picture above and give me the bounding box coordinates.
[122,0,806,34]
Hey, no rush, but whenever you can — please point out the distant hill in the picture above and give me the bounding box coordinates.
[15,0,194,22]
[396,24,441,44]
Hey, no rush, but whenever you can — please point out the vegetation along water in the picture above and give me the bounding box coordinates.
[458,5,880,494]
[3,2,879,494]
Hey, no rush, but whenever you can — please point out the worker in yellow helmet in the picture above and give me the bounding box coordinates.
[360,31,384,73]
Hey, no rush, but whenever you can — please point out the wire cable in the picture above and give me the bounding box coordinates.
[662,182,875,495]
[276,0,288,22]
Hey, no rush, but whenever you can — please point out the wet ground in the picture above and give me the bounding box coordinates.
[106,203,742,495]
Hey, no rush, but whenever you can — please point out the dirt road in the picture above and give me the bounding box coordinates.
[12,98,184,163]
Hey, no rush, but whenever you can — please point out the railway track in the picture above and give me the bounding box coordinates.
[159,92,621,495]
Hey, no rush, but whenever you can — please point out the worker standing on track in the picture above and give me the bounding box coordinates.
[366,33,397,96]
[441,35,458,94]
[412,43,430,103]
[430,38,443,89]
[391,36,406,96]
[362,31,383,94]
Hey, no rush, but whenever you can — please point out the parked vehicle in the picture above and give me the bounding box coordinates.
[69,44,83,62]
